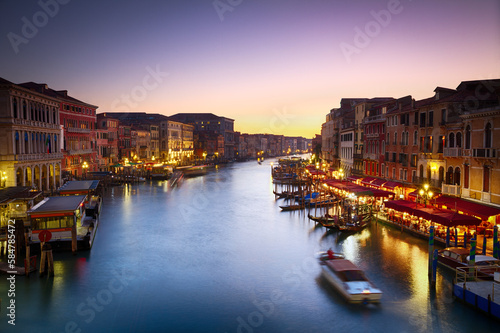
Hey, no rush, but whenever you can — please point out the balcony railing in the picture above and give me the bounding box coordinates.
[67,127,91,134]
[15,152,63,161]
[443,147,462,157]
[413,176,442,188]
[13,118,59,130]
[442,184,460,196]
[472,148,497,158]
[68,149,93,155]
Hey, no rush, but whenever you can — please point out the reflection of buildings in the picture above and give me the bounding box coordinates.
[0,78,63,191]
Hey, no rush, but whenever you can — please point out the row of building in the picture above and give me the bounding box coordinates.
[319,79,500,206]
[0,77,311,192]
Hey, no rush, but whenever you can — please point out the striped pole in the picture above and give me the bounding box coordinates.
[446,226,450,248]
[469,236,476,266]
[428,226,434,279]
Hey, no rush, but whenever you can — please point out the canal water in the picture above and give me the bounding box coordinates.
[1,159,498,332]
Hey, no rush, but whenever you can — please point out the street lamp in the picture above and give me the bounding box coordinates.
[418,183,433,207]
[82,161,88,179]
[339,168,345,180]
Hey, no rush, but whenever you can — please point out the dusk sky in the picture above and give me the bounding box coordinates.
[1,0,499,137]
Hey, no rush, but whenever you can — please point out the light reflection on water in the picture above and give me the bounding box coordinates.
[0,159,498,332]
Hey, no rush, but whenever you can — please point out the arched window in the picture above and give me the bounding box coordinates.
[419,164,424,178]
[454,167,461,186]
[485,123,492,148]
[449,133,455,148]
[465,125,471,149]
[446,166,454,184]
[456,132,462,148]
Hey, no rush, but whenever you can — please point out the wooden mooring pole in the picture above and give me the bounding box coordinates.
[39,243,54,277]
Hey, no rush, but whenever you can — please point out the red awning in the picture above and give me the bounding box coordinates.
[408,190,418,198]
[382,181,402,190]
[370,179,387,188]
[346,175,363,182]
[384,200,481,227]
[435,196,500,221]
[361,177,377,186]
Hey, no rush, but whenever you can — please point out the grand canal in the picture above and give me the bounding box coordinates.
[1,159,498,332]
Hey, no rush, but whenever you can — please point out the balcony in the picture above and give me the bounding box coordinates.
[13,118,59,130]
[472,148,497,158]
[413,176,442,188]
[443,147,462,157]
[68,149,93,155]
[15,152,63,161]
[442,184,460,196]
[353,154,363,160]
[67,127,91,134]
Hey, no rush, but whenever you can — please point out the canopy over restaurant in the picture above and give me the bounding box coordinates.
[435,196,500,223]
[323,179,394,198]
[384,200,481,227]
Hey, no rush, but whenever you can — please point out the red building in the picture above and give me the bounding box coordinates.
[19,83,98,178]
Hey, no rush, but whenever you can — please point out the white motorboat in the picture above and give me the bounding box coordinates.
[320,259,382,304]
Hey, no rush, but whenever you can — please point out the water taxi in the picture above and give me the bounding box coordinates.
[320,258,382,304]
[438,247,500,279]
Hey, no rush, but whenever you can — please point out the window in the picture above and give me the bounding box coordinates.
[456,132,462,148]
[464,165,469,189]
[485,123,492,148]
[441,109,446,124]
[483,166,490,192]
[438,136,444,153]
[394,132,397,145]
[465,125,471,149]
[414,131,418,146]
[449,133,455,148]
[420,113,426,127]
[428,111,434,127]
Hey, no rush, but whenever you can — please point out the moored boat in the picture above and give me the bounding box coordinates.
[438,247,500,279]
[319,258,382,304]
[279,204,304,211]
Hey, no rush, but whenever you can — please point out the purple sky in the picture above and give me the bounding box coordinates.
[1,0,499,137]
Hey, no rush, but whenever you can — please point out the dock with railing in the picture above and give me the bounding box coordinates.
[453,267,500,320]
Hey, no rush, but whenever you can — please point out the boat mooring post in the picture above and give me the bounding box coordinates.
[455,227,458,247]
[428,225,434,280]
[482,233,487,255]
[446,227,450,248]
[431,249,438,288]
[493,226,499,259]
[463,231,467,248]
[469,236,476,277]
[39,243,54,277]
